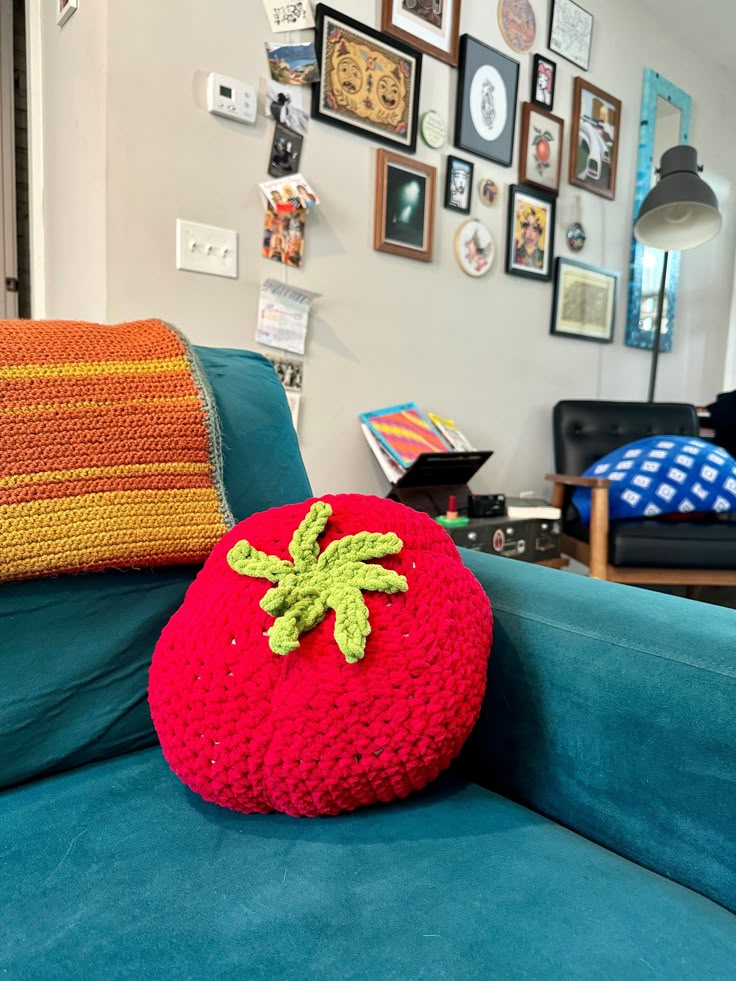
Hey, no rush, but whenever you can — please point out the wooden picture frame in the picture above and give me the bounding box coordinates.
[381,0,462,67]
[505,184,555,281]
[374,149,436,262]
[550,258,619,343]
[519,103,564,195]
[444,155,474,214]
[531,53,556,110]
[548,0,593,71]
[313,4,423,153]
[568,77,621,200]
[454,35,519,167]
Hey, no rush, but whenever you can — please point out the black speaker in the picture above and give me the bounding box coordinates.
[467,493,506,518]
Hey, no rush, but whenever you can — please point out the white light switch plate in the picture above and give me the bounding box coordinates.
[176,219,238,278]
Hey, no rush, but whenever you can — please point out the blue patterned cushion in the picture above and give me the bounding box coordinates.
[572,436,736,523]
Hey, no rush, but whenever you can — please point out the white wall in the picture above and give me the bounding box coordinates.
[40,1,107,320]
[41,0,736,496]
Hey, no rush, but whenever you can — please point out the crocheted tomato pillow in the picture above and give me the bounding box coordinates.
[149,494,493,817]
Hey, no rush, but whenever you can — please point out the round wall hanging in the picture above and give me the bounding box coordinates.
[455,220,494,277]
[567,222,587,252]
[420,110,447,149]
[498,0,536,53]
[478,178,499,207]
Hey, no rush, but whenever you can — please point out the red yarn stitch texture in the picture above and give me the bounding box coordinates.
[149,495,493,817]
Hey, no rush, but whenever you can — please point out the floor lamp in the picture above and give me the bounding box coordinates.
[633,145,721,402]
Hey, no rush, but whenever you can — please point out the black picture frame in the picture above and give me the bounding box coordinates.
[550,258,619,343]
[454,35,519,166]
[444,155,474,213]
[312,4,423,154]
[548,0,593,72]
[530,53,556,110]
[268,123,304,179]
[505,183,556,281]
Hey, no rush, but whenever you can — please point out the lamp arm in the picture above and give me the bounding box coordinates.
[647,250,670,403]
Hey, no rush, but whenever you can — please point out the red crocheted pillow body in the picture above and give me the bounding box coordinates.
[149,494,493,817]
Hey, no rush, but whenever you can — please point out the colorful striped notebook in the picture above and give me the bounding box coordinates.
[360,403,451,470]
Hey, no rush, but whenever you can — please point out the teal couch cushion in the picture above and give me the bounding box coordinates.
[459,551,736,915]
[2,749,734,979]
[0,347,311,790]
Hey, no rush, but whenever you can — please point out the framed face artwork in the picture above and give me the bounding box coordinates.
[550,258,619,343]
[444,156,474,213]
[313,5,423,152]
[569,77,622,200]
[548,0,593,71]
[454,35,519,166]
[381,0,462,67]
[505,184,555,281]
[531,54,556,110]
[519,103,564,195]
[374,149,437,262]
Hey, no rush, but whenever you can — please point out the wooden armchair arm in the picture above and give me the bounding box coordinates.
[544,474,610,580]
[545,472,611,488]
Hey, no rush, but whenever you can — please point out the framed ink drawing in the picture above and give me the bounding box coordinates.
[374,149,437,262]
[548,0,593,71]
[505,184,555,281]
[569,77,621,200]
[454,36,519,166]
[550,258,619,343]
[381,0,462,67]
[313,5,422,153]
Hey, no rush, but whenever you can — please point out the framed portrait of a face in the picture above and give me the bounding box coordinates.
[313,5,423,153]
[374,149,437,262]
[519,103,564,195]
[531,53,556,110]
[444,156,474,213]
[550,258,619,343]
[569,77,621,200]
[505,184,555,281]
[381,0,462,67]
[454,36,519,166]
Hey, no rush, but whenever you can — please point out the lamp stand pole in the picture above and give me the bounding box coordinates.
[647,250,669,403]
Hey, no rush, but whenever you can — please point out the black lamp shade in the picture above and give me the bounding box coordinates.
[634,145,721,251]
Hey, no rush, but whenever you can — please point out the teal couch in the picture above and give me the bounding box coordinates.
[2,348,735,979]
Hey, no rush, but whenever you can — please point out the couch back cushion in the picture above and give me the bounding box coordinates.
[0,347,312,790]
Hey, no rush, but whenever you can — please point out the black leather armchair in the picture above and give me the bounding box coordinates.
[545,400,736,585]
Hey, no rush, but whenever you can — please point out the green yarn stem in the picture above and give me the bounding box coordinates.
[226,502,408,663]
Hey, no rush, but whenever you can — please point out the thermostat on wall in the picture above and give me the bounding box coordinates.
[207,72,256,125]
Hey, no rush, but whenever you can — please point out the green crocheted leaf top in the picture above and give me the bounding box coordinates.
[226,501,408,663]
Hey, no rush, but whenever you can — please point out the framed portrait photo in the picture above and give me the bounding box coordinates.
[381,0,462,67]
[505,184,555,281]
[550,258,619,343]
[531,53,556,110]
[519,103,564,195]
[374,148,436,262]
[444,156,474,213]
[454,35,519,167]
[313,5,422,153]
[569,77,622,200]
[548,0,593,71]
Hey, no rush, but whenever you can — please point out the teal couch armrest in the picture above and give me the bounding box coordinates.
[459,551,736,914]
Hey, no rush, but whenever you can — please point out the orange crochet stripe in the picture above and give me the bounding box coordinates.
[0,319,233,582]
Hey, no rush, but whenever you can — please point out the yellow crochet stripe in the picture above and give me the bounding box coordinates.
[0,462,213,490]
[0,356,188,381]
[0,488,228,579]
[0,395,201,417]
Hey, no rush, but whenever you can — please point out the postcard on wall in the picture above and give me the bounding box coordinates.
[262,208,307,268]
[266,41,320,85]
[263,80,310,136]
[266,356,304,392]
[256,278,321,356]
[262,0,315,33]
[259,173,320,212]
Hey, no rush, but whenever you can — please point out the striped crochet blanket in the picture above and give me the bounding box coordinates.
[0,319,233,582]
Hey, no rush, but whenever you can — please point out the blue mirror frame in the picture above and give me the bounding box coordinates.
[625,69,691,352]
